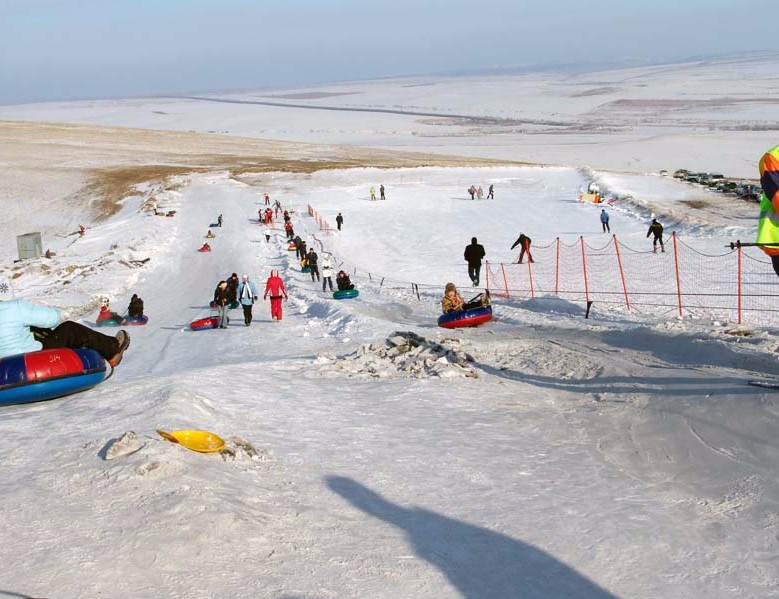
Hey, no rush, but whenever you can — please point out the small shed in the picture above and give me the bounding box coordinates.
[17,232,43,260]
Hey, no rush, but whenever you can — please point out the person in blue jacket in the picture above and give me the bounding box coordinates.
[237,274,258,326]
[600,209,610,233]
[0,299,130,366]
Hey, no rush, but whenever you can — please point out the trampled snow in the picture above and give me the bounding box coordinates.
[2,57,779,598]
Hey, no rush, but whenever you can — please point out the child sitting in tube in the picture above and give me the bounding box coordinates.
[441,282,490,314]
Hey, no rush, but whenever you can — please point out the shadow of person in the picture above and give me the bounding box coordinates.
[325,476,618,599]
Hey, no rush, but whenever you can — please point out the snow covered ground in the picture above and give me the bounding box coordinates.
[3,55,779,598]
[2,53,778,177]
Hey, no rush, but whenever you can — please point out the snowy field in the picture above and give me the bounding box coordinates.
[2,53,779,177]
[2,56,779,598]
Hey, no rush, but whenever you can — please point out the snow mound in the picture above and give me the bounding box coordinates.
[318,331,478,379]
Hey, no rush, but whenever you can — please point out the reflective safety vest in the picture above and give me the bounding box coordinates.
[757,144,779,256]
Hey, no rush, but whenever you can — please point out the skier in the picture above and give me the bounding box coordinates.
[336,212,344,231]
[307,248,321,282]
[468,185,476,200]
[321,253,334,291]
[487,184,494,199]
[0,299,130,366]
[510,233,534,264]
[127,294,144,318]
[217,214,223,227]
[463,237,486,286]
[264,227,271,242]
[600,209,610,233]
[263,269,288,321]
[213,280,230,328]
[336,271,355,291]
[647,219,665,253]
[237,274,258,326]
[380,184,386,200]
[477,186,483,200]
[370,187,376,201]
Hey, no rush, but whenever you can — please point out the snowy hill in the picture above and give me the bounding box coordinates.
[2,58,779,598]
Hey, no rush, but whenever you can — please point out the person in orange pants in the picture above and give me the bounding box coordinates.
[263,269,289,321]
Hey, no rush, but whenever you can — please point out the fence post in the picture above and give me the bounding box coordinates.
[672,232,683,318]
[526,249,534,298]
[500,263,510,298]
[613,235,630,311]
[737,244,742,324]
[555,237,560,295]
[580,236,590,304]
[485,260,490,294]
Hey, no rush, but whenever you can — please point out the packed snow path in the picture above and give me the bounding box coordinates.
[2,172,779,598]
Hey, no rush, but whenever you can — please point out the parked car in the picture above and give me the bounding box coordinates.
[674,169,689,179]
[659,170,669,177]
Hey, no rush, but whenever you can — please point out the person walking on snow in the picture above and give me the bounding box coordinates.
[487,184,494,199]
[468,185,476,200]
[370,187,376,201]
[600,209,610,233]
[264,193,270,205]
[510,233,534,264]
[321,253,334,291]
[263,270,288,321]
[463,237,486,286]
[238,274,258,326]
[380,184,386,200]
[756,143,779,277]
[647,219,665,253]
[217,214,223,227]
[307,248,321,282]
[476,186,483,200]
[226,273,239,305]
[336,212,344,231]
[213,280,230,328]
[285,220,294,240]
[264,227,271,242]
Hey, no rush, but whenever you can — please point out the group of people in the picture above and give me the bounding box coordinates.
[369,185,386,201]
[213,271,289,326]
[468,184,494,200]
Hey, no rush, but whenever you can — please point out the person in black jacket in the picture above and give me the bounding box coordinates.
[336,212,344,231]
[510,233,534,264]
[336,271,354,291]
[127,294,144,318]
[213,280,230,328]
[307,249,320,282]
[225,273,239,304]
[647,219,665,253]
[463,237,486,286]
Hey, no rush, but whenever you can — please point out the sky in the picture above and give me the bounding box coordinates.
[0,0,775,105]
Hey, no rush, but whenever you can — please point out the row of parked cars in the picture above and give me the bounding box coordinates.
[669,169,762,201]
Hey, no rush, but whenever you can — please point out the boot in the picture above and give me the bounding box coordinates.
[109,330,131,367]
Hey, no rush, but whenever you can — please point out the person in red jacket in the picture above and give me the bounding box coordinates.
[263,269,289,321]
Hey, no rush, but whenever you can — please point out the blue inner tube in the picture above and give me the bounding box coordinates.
[0,348,108,406]
[123,315,149,325]
[437,306,493,328]
[333,289,359,300]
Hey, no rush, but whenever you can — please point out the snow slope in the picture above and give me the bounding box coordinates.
[3,166,779,598]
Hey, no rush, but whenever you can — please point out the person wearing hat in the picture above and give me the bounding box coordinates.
[263,270,289,321]
[226,273,239,305]
[126,293,144,318]
[441,282,490,314]
[237,274,258,326]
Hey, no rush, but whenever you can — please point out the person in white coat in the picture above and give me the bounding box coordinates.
[263,228,271,242]
[321,254,334,292]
